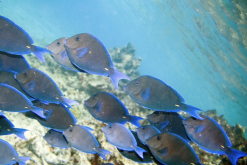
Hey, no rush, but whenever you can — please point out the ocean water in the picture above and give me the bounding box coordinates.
[0,0,247,164]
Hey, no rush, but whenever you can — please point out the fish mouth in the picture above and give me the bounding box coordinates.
[83,100,96,108]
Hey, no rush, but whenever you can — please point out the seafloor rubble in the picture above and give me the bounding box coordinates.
[1,43,246,165]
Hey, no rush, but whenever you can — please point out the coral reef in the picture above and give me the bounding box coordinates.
[1,43,246,165]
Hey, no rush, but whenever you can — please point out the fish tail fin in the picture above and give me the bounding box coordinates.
[126,115,143,127]
[132,145,146,159]
[108,68,130,89]
[12,128,28,140]
[223,147,247,165]
[30,45,52,63]
[15,156,30,165]
[31,106,45,118]
[179,103,203,120]
[94,147,111,160]
[61,96,79,109]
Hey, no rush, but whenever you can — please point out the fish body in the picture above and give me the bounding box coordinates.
[136,125,161,145]
[0,139,30,165]
[118,131,153,163]
[147,132,202,165]
[15,68,78,108]
[64,33,129,89]
[124,75,202,120]
[184,115,247,165]
[0,83,45,118]
[33,102,77,131]
[0,51,31,73]
[147,111,190,142]
[63,125,111,160]
[102,123,146,159]
[44,129,69,149]
[47,37,85,72]
[0,115,28,139]
[84,92,142,127]
[0,70,34,101]
[0,15,52,62]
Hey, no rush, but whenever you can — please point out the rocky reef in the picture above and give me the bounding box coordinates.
[1,43,246,165]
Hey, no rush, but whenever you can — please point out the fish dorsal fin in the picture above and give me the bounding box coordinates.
[82,126,94,131]
[159,121,169,130]
[94,101,102,113]
[194,125,205,133]
[139,88,150,101]
[24,81,36,90]
[158,147,168,155]
[76,47,89,58]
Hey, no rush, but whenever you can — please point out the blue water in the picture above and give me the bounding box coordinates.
[1,0,246,136]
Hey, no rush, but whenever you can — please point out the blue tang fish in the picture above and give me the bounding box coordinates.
[44,129,69,149]
[0,51,31,73]
[147,111,191,142]
[0,115,28,140]
[102,123,146,159]
[0,83,45,118]
[64,33,130,89]
[0,15,52,63]
[136,125,161,145]
[63,125,111,160]
[147,132,203,165]
[15,68,79,108]
[117,131,154,163]
[123,75,203,120]
[33,101,77,131]
[47,37,86,72]
[84,92,143,127]
[0,70,34,101]
[183,115,247,165]
[0,139,30,165]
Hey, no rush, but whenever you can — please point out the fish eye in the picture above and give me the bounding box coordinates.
[109,126,112,129]
[155,112,160,116]
[157,136,161,141]
[92,96,96,100]
[142,127,145,130]
[135,81,139,85]
[56,41,60,46]
[24,72,27,76]
[69,128,73,132]
[76,36,80,41]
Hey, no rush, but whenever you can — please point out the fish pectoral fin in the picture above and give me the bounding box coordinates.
[158,147,168,155]
[43,109,53,119]
[139,88,150,101]
[194,125,205,133]
[76,47,89,58]
[159,121,169,130]
[60,50,68,60]
[94,101,102,113]
[24,81,36,90]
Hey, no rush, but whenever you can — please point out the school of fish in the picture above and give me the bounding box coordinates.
[0,15,246,165]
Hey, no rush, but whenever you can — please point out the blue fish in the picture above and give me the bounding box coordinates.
[0,115,28,140]
[0,15,52,63]
[0,139,30,165]
[118,131,154,163]
[183,115,247,165]
[44,129,69,149]
[102,123,146,159]
[136,125,161,145]
[63,125,111,160]
[147,111,191,142]
[84,92,143,127]
[147,132,203,165]
[15,68,79,108]
[0,83,45,118]
[0,51,31,73]
[123,75,203,120]
[0,70,35,101]
[47,37,86,72]
[33,101,77,131]
[64,33,130,89]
